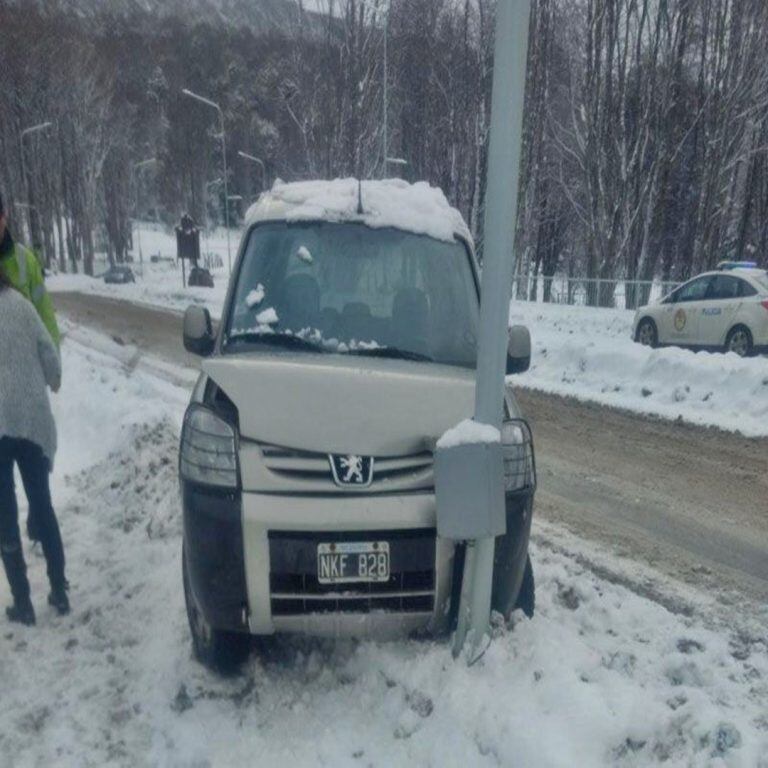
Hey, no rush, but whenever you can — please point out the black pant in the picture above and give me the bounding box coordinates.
[0,438,66,604]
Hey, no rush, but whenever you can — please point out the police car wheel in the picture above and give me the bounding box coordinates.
[725,326,753,357]
[636,318,658,348]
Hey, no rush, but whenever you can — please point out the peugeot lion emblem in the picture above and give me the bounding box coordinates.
[329,454,375,488]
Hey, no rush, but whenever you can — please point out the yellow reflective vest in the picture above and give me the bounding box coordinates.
[0,243,60,346]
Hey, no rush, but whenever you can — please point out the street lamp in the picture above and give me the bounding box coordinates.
[19,121,52,250]
[384,157,408,179]
[181,88,232,274]
[237,151,266,193]
[133,157,157,276]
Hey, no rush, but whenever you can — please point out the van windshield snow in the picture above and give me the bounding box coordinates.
[225,222,479,368]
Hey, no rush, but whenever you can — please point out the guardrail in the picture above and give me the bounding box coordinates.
[511,275,682,310]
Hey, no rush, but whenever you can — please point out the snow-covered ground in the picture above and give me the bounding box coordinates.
[1,331,766,767]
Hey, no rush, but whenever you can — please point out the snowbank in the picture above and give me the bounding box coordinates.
[246,178,472,243]
[513,302,768,437]
[0,331,766,766]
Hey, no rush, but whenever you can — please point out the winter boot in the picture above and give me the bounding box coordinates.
[6,599,36,626]
[48,581,70,616]
[1,542,32,609]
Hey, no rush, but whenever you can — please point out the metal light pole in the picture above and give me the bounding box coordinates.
[133,157,157,278]
[453,0,532,657]
[19,121,52,252]
[181,89,232,274]
[382,1,389,178]
[238,151,266,193]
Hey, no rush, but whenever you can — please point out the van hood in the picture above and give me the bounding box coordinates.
[203,354,476,456]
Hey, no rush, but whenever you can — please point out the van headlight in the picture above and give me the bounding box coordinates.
[180,406,239,489]
[501,420,536,492]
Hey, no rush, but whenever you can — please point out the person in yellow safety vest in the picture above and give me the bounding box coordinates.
[0,192,60,347]
[0,191,61,547]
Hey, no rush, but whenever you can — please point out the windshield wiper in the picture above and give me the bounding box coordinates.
[225,332,326,354]
[349,346,433,363]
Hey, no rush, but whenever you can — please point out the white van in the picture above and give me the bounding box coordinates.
[179,179,536,669]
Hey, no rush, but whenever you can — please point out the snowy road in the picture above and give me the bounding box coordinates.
[0,296,765,766]
[54,292,768,611]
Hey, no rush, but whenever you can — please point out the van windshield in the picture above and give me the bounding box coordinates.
[224,222,479,368]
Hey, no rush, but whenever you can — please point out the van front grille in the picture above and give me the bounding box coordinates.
[257,442,434,492]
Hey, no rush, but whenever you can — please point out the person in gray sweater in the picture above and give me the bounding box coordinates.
[0,269,68,625]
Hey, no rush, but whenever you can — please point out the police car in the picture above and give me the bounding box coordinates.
[633,262,768,357]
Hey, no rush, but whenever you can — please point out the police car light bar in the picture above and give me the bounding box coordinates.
[717,260,758,270]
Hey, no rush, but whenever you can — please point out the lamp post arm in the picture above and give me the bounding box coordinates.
[238,152,266,192]
[21,121,53,139]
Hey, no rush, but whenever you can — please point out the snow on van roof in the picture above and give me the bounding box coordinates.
[245,178,472,244]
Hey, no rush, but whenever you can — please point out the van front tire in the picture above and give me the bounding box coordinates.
[515,556,535,618]
[183,547,250,673]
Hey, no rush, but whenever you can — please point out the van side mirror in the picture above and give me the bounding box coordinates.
[506,325,531,375]
[183,305,215,357]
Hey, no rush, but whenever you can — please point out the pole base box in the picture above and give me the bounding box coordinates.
[434,441,506,540]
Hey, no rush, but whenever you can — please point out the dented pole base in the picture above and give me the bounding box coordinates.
[452,541,475,657]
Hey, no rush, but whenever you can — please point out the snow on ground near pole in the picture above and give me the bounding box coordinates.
[512,301,768,436]
[0,334,766,766]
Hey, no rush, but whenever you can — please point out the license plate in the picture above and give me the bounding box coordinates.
[317,542,390,584]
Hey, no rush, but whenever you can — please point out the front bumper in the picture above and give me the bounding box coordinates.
[182,483,533,639]
[242,492,454,638]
